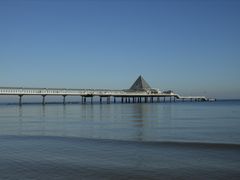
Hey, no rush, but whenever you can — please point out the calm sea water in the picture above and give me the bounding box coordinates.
[0,101,240,179]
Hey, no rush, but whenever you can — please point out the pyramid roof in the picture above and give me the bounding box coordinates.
[129,75,151,91]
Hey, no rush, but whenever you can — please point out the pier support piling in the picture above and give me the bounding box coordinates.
[63,95,66,105]
[42,95,46,105]
[19,95,23,106]
[144,97,147,103]
[150,97,153,103]
[107,96,110,104]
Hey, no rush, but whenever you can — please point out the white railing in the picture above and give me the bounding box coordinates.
[0,87,208,100]
[0,87,126,96]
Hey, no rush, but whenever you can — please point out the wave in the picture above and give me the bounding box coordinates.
[1,134,240,149]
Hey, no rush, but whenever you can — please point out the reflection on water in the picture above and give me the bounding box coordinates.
[0,101,240,144]
[1,102,240,180]
[2,103,173,141]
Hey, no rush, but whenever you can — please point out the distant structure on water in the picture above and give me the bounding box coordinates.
[129,75,152,91]
[0,76,213,105]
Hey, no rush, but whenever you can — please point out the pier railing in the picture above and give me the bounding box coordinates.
[0,87,209,104]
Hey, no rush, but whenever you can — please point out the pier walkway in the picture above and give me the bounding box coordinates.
[0,76,209,105]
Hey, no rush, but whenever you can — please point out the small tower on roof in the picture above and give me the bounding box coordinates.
[129,75,151,91]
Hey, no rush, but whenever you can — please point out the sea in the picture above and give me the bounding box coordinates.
[0,100,240,179]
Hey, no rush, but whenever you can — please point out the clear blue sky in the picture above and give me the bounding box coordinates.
[0,0,240,99]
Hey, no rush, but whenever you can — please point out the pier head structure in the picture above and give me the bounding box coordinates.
[0,76,209,105]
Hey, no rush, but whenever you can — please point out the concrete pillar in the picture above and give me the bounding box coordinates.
[121,97,123,103]
[19,95,23,106]
[42,95,46,105]
[63,95,66,105]
[157,97,160,103]
[151,97,153,103]
[83,97,86,104]
[164,97,165,102]
[174,97,176,102]
[170,96,172,102]
[91,96,93,104]
[114,97,116,103]
[100,97,102,104]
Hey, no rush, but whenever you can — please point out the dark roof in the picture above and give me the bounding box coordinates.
[129,75,151,91]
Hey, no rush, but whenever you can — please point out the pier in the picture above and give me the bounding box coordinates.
[0,76,210,105]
